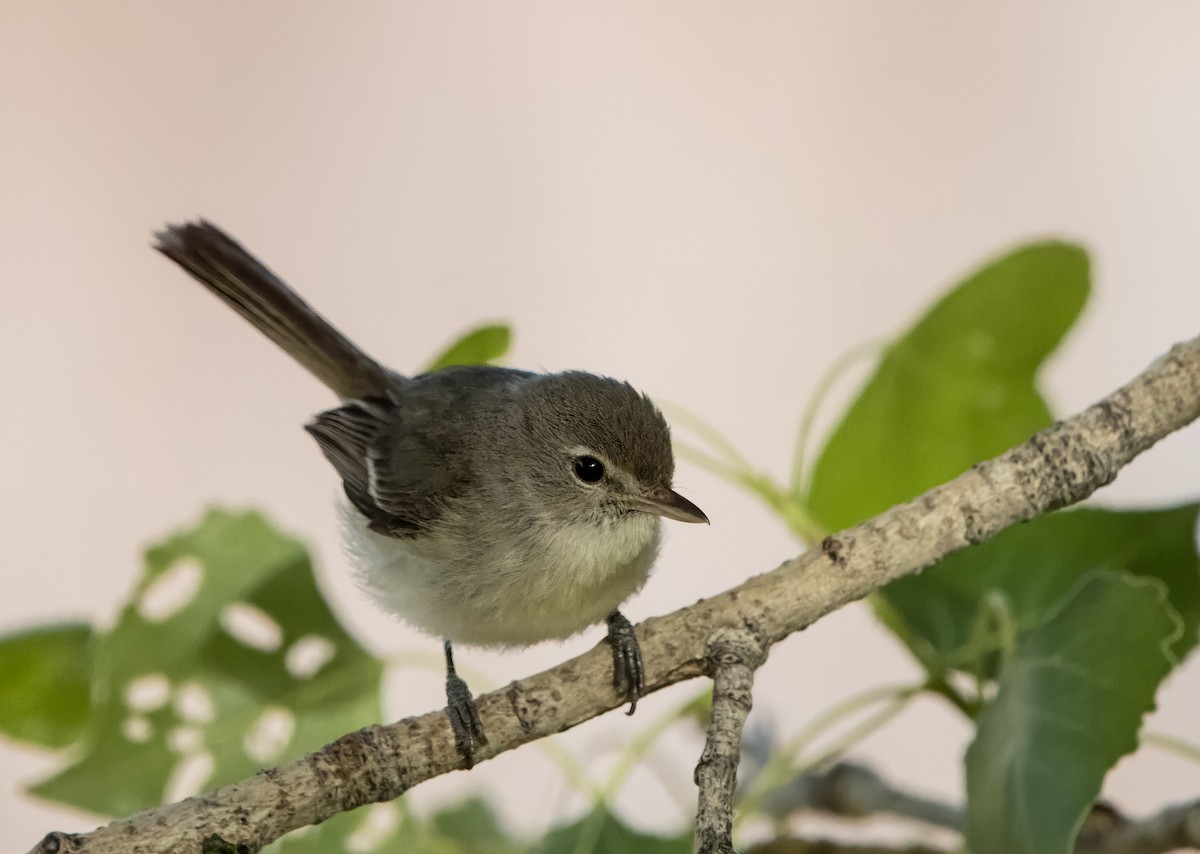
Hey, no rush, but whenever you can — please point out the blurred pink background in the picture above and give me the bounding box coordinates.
[3,1,1200,846]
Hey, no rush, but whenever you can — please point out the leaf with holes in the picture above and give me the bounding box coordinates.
[424,324,511,372]
[965,571,1180,854]
[30,510,383,817]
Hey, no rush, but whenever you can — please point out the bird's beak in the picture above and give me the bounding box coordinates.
[634,487,709,525]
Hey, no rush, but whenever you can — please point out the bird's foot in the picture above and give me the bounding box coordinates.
[445,672,487,768]
[606,611,645,715]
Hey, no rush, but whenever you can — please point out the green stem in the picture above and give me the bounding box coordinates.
[789,338,885,500]
[600,687,710,801]
[1143,731,1200,766]
[568,805,610,854]
[776,496,828,546]
[994,601,1017,664]
[924,673,982,719]
[538,739,603,801]
[736,682,922,821]
[660,402,755,471]
[802,689,916,770]
[677,440,826,545]
[675,441,756,487]
[642,752,707,818]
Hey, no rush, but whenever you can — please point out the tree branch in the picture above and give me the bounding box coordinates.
[694,627,769,854]
[744,794,1200,854]
[746,840,949,854]
[761,762,962,832]
[1077,797,1200,854]
[30,335,1200,854]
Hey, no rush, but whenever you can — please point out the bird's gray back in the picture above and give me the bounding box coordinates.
[307,366,533,535]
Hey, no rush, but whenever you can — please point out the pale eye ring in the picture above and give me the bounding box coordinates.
[573,455,606,484]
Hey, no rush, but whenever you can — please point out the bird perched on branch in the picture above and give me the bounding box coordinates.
[155,221,708,765]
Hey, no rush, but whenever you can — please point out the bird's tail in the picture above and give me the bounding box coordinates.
[154,220,394,400]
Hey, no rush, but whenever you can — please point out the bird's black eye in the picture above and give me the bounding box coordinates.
[573,455,606,484]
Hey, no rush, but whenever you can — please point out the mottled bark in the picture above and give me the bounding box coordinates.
[693,627,768,854]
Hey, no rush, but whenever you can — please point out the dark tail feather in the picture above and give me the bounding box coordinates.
[154,220,394,400]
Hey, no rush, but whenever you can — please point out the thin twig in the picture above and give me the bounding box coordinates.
[693,627,769,854]
[746,839,950,854]
[789,338,884,499]
[761,762,963,831]
[1077,797,1200,854]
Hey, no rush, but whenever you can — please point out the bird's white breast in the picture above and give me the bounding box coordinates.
[339,502,663,647]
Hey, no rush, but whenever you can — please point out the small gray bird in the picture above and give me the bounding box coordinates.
[154,221,708,765]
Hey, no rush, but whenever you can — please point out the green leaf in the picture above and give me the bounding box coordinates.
[881,505,1200,678]
[534,806,691,854]
[808,242,1089,530]
[965,571,1180,854]
[0,623,93,748]
[268,799,521,854]
[267,804,420,854]
[431,798,523,854]
[425,324,511,372]
[31,510,383,817]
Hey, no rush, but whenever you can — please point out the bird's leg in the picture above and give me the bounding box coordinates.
[605,611,645,715]
[444,639,486,767]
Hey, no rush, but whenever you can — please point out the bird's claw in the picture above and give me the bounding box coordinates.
[606,611,645,715]
[446,673,487,768]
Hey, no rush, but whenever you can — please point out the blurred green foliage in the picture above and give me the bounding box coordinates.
[424,324,511,373]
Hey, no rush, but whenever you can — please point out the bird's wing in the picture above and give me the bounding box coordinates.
[306,397,447,535]
[306,366,532,536]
